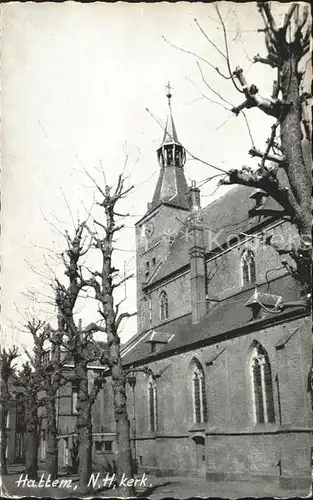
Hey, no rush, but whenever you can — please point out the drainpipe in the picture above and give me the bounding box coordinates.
[127,373,137,474]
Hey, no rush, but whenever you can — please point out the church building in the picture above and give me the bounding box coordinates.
[117,89,312,489]
[43,89,311,490]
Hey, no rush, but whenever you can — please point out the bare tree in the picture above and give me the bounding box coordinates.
[221,3,311,291]
[41,315,66,481]
[0,346,19,475]
[166,3,312,293]
[84,174,136,495]
[54,222,108,493]
[17,319,47,479]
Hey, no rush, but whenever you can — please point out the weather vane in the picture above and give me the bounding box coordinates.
[165,81,174,106]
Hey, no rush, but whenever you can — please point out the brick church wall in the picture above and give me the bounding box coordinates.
[124,315,311,484]
[205,221,297,301]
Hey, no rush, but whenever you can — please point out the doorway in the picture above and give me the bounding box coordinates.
[193,436,206,477]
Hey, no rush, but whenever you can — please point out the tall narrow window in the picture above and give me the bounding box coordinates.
[148,376,157,432]
[160,291,169,321]
[40,430,46,461]
[241,249,256,286]
[251,343,275,424]
[192,360,207,424]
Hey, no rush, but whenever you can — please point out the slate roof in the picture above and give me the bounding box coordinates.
[146,185,271,287]
[158,103,180,146]
[151,164,190,211]
[122,274,306,367]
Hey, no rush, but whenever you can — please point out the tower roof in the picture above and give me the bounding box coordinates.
[159,82,181,147]
[149,83,189,212]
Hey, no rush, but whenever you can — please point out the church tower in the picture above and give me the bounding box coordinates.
[135,84,190,333]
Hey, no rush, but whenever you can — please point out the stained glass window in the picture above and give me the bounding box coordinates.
[241,249,256,286]
[160,291,169,321]
[148,377,157,432]
[192,360,207,424]
[251,344,275,424]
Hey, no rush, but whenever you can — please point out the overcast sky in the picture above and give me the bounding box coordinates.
[1,2,296,352]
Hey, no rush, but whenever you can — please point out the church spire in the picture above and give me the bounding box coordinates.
[160,82,180,146]
[150,84,189,211]
[157,82,186,166]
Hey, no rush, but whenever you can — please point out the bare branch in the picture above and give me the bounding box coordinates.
[282,3,297,32]
[196,62,234,108]
[116,312,137,331]
[249,147,286,166]
[186,76,232,112]
[146,107,228,174]
[260,121,279,168]
[215,4,244,94]
[220,164,299,219]
[112,273,134,290]
[232,67,283,118]
[253,54,278,68]
[240,111,256,148]
[194,17,228,62]
[294,5,309,38]
[162,35,230,80]
[261,3,277,33]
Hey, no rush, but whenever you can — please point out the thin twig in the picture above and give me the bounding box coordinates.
[215,4,244,94]
[240,111,256,148]
[186,76,232,112]
[197,62,234,107]
[145,107,228,174]
[194,17,228,62]
[162,35,230,80]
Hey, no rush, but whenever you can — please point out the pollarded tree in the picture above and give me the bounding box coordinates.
[17,319,48,479]
[40,315,66,481]
[84,173,136,496]
[221,2,311,292]
[18,311,70,481]
[54,222,108,493]
[166,2,311,294]
[0,346,19,475]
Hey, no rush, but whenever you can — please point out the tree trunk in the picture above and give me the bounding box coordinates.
[25,398,39,479]
[0,407,8,475]
[280,54,311,235]
[45,395,58,480]
[280,54,312,289]
[111,341,135,496]
[76,364,93,493]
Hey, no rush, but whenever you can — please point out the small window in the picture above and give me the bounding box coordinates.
[159,291,169,321]
[71,381,78,415]
[95,441,103,452]
[191,359,207,424]
[139,455,143,465]
[104,441,112,452]
[251,343,275,424]
[148,376,157,432]
[40,430,46,461]
[241,249,256,286]
[152,257,156,267]
[41,350,50,368]
[145,261,150,277]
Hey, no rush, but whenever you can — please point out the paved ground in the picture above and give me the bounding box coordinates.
[2,465,311,499]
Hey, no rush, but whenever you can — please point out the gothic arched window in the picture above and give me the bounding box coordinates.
[241,249,256,286]
[160,291,169,321]
[250,343,275,424]
[148,376,157,432]
[191,360,207,424]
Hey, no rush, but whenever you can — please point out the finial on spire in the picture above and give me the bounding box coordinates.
[165,81,173,106]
